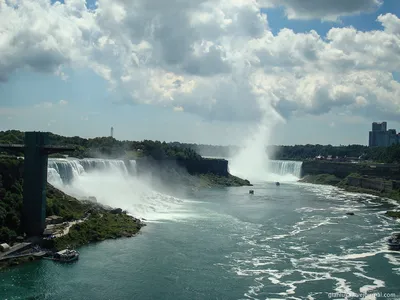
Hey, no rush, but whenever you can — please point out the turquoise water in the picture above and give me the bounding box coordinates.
[1,182,400,300]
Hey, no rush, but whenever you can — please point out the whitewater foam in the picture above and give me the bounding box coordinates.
[208,182,400,300]
[229,158,303,183]
[47,158,196,222]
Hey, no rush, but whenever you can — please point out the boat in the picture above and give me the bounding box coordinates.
[249,190,254,194]
[45,249,79,263]
[275,182,280,186]
[387,232,400,250]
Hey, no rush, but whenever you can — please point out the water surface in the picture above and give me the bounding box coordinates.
[1,182,400,300]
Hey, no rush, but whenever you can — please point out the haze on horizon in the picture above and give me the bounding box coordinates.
[0,0,400,146]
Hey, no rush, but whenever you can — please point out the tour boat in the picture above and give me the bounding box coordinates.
[46,249,80,263]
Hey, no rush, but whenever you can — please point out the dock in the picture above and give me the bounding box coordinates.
[0,242,32,259]
[0,242,49,263]
[0,251,47,261]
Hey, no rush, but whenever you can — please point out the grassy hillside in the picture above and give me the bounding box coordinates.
[0,157,143,248]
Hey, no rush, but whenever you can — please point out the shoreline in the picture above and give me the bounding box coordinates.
[298,174,400,220]
[0,211,146,271]
[0,183,146,271]
[0,154,248,272]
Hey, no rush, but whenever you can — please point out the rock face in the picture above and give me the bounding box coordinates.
[136,157,229,176]
[302,161,400,180]
[346,176,393,193]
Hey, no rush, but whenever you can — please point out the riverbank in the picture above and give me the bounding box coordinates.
[0,156,146,270]
[45,209,144,251]
[299,173,400,219]
[0,208,145,271]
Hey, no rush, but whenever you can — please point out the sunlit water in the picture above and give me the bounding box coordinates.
[1,180,400,300]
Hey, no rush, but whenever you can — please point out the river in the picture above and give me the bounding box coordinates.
[1,159,399,299]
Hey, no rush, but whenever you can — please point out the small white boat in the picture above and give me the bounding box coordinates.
[45,249,79,263]
[387,232,400,250]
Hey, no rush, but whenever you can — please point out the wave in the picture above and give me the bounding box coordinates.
[208,183,400,299]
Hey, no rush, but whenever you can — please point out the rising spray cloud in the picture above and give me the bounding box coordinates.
[229,83,286,182]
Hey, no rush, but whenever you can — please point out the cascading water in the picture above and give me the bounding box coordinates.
[47,158,194,222]
[48,158,135,185]
[228,154,303,182]
[267,160,303,180]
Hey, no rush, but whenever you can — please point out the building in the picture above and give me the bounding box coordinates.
[369,122,400,147]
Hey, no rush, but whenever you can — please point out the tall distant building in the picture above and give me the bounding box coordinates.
[369,122,400,147]
[111,126,114,138]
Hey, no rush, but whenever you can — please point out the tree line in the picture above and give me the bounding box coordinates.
[1,130,400,163]
[0,130,201,161]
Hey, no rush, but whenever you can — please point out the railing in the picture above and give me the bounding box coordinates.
[0,144,75,150]
[0,144,76,154]
[0,143,25,148]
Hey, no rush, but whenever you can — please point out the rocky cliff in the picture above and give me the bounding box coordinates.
[136,157,229,176]
[135,156,250,188]
[345,176,395,193]
[302,160,400,180]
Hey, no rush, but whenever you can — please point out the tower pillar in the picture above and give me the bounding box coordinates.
[22,132,49,236]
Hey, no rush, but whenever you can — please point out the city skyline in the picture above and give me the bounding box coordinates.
[369,121,400,147]
[1,0,400,146]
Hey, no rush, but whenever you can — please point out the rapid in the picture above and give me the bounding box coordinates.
[1,156,399,299]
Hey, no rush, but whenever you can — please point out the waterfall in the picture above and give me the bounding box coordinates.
[267,160,303,178]
[46,157,194,222]
[48,158,135,185]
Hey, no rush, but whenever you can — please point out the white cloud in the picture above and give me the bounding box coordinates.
[33,100,69,108]
[259,0,382,21]
[55,66,69,80]
[0,107,19,116]
[47,119,56,127]
[88,111,100,115]
[173,106,184,112]
[0,0,95,82]
[0,0,399,124]
[34,102,53,109]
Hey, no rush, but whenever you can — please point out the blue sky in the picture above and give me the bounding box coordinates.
[264,0,400,36]
[1,0,399,146]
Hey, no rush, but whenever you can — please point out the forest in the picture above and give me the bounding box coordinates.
[1,130,400,163]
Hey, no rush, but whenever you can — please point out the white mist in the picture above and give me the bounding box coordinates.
[229,120,273,182]
[228,96,296,182]
[48,159,197,222]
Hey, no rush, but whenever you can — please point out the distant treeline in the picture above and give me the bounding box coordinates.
[1,130,400,163]
[175,142,400,164]
[0,130,201,161]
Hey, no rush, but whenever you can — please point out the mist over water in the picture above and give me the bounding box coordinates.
[229,121,271,182]
[47,159,196,222]
[229,109,297,183]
